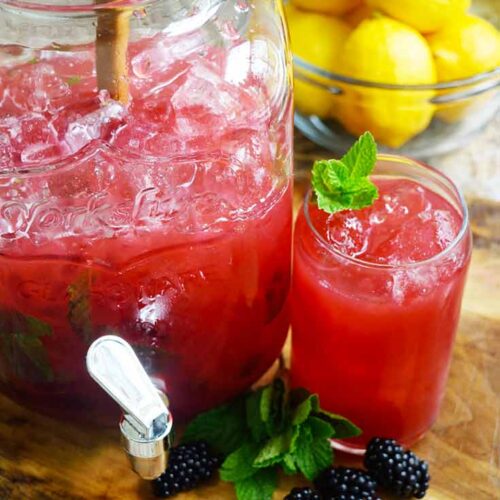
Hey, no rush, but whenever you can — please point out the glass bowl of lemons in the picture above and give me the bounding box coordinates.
[287,0,500,158]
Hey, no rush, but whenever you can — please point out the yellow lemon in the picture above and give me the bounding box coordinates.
[343,4,375,28]
[337,16,437,148]
[291,0,361,16]
[427,14,500,122]
[286,5,351,118]
[366,0,470,33]
[427,14,500,81]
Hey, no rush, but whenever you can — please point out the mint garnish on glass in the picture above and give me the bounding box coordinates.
[312,131,379,214]
[182,379,361,500]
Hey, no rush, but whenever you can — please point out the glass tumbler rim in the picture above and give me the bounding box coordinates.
[303,153,471,271]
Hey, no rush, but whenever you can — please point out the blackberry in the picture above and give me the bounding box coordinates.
[314,467,378,499]
[364,438,430,498]
[152,441,219,498]
[284,486,322,500]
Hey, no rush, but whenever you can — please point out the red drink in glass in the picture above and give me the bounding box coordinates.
[291,155,471,451]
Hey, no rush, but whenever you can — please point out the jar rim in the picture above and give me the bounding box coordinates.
[302,154,471,271]
[0,0,167,13]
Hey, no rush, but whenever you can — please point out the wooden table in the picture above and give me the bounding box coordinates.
[0,126,499,500]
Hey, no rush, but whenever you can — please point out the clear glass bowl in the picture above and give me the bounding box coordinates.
[292,10,500,158]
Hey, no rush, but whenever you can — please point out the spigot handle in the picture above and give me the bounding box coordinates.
[86,335,172,439]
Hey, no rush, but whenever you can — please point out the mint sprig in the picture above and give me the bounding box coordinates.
[67,271,94,345]
[182,380,361,500]
[312,131,379,214]
[0,310,54,382]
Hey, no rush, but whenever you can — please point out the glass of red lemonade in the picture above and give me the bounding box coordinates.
[291,154,472,453]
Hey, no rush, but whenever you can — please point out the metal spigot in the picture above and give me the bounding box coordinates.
[86,335,173,480]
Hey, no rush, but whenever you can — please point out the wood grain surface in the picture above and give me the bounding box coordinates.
[0,127,499,500]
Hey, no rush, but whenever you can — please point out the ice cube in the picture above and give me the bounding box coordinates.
[20,143,64,163]
[144,131,184,157]
[171,61,269,141]
[379,182,427,228]
[432,209,459,249]
[375,206,459,264]
[131,97,175,128]
[132,43,170,80]
[224,41,253,85]
[2,113,67,165]
[172,63,238,115]
[17,113,58,145]
[8,62,70,113]
[220,127,272,168]
[64,101,126,153]
[130,33,201,80]
[390,270,407,305]
[225,39,277,86]
[406,265,439,297]
[0,131,13,166]
[129,32,202,101]
[110,86,178,156]
[111,122,151,152]
[326,213,371,258]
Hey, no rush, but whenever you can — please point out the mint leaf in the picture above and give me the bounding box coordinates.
[307,416,334,440]
[315,410,362,439]
[67,271,93,344]
[66,76,82,86]
[14,333,53,380]
[259,383,273,422]
[290,416,333,455]
[290,424,302,455]
[293,421,333,480]
[246,387,268,442]
[221,442,261,482]
[312,159,350,194]
[345,177,379,210]
[260,378,285,436]
[341,131,377,178]
[0,310,54,382]
[296,434,333,480]
[292,393,319,426]
[234,468,277,500]
[282,453,298,475]
[312,132,379,214]
[182,397,247,456]
[253,430,292,468]
[311,160,351,214]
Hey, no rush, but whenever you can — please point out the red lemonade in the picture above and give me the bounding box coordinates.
[291,157,471,450]
[0,25,293,421]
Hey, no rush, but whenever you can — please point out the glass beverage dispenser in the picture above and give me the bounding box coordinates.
[0,0,293,422]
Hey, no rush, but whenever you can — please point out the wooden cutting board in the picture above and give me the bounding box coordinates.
[0,126,499,500]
